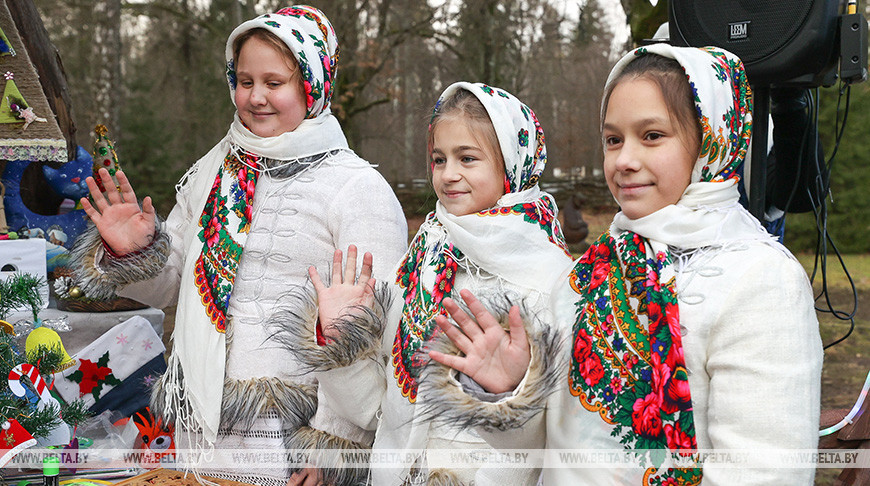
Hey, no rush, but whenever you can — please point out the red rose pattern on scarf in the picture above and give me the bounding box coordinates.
[393,214,461,403]
[568,231,701,486]
[194,152,259,333]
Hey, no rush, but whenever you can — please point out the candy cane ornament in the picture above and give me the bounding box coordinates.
[8,363,71,446]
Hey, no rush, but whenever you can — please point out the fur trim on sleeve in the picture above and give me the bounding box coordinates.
[220,377,318,432]
[416,295,565,433]
[285,425,370,486]
[426,469,470,486]
[69,218,170,300]
[150,369,318,433]
[269,282,391,372]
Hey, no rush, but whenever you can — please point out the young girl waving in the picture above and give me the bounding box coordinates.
[431,45,823,485]
[73,6,407,485]
[281,82,573,485]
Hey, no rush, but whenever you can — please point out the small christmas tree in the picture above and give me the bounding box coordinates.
[0,72,45,129]
[0,273,42,323]
[92,124,121,192]
[0,26,16,57]
[0,274,89,445]
[0,72,27,124]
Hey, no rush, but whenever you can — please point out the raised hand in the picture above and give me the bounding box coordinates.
[309,245,376,341]
[80,168,156,255]
[429,289,530,394]
[287,467,324,486]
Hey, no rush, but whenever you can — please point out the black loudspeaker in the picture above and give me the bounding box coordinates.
[669,0,841,86]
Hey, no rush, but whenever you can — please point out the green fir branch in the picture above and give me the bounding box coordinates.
[0,273,44,322]
[26,344,67,376]
[60,400,92,428]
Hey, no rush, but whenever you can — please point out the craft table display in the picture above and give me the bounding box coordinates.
[6,304,164,358]
[113,469,256,485]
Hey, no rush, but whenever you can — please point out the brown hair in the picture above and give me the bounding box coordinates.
[232,28,301,78]
[601,54,702,154]
[428,89,504,171]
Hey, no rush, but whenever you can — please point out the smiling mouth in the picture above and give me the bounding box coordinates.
[619,182,652,189]
[443,191,468,198]
[617,183,652,197]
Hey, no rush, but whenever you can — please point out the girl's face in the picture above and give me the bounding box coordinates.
[602,77,699,220]
[431,117,505,216]
[234,36,307,137]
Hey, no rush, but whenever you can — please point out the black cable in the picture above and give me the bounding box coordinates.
[811,81,859,350]
[778,89,813,214]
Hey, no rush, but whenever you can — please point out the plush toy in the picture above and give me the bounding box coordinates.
[130,407,174,469]
[1,147,93,250]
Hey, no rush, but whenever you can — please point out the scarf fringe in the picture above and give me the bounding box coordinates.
[150,352,220,482]
[285,425,370,486]
[417,294,566,432]
[69,219,170,300]
[268,282,392,372]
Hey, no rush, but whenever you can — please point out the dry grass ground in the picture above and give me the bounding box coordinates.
[806,253,870,484]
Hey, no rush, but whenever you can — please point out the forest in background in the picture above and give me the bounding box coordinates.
[31,0,870,253]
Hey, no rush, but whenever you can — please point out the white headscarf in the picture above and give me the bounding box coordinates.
[431,82,572,293]
[606,44,775,249]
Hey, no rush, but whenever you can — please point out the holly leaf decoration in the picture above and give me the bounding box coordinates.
[66,351,122,401]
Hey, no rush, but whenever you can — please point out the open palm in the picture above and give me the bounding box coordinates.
[309,245,376,341]
[80,168,156,255]
[429,289,531,394]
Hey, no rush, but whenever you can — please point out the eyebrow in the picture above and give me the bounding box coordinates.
[235,70,291,78]
[432,145,483,154]
[603,116,670,131]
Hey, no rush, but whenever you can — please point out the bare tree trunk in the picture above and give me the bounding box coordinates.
[93,0,121,138]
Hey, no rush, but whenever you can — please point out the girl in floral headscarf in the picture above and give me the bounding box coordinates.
[279,82,573,485]
[74,6,406,485]
[432,45,822,485]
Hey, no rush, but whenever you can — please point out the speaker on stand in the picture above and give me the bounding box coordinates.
[668,0,841,220]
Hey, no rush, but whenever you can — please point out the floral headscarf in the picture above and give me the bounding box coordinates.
[393,82,572,403]
[226,5,338,118]
[567,45,758,485]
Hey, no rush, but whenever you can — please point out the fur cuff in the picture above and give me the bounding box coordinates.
[69,219,170,300]
[151,370,317,433]
[417,296,565,433]
[286,425,369,486]
[425,469,470,486]
[269,282,391,372]
[220,377,317,432]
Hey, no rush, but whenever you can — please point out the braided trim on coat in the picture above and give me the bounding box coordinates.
[269,282,391,372]
[69,218,169,300]
[417,295,565,433]
[285,425,370,486]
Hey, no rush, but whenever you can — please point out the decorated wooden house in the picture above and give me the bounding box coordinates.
[0,0,81,249]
